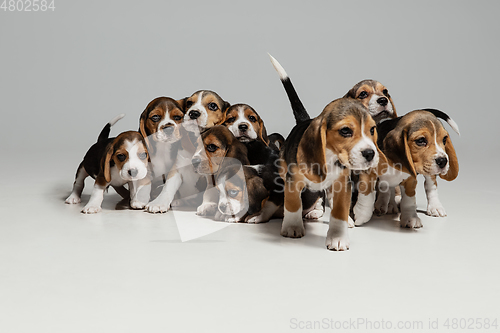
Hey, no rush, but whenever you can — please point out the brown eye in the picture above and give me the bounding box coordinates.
[172,115,182,121]
[208,102,218,111]
[370,126,375,136]
[339,127,353,138]
[248,115,257,122]
[116,154,126,162]
[228,189,239,198]
[225,117,236,123]
[415,137,427,147]
[186,101,193,108]
[443,136,448,145]
[138,152,147,160]
[151,115,161,122]
[358,91,368,99]
[382,89,389,96]
[206,144,218,152]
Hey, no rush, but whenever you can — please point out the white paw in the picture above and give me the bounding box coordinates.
[65,194,81,204]
[387,200,399,214]
[245,214,266,224]
[280,224,305,238]
[347,216,355,228]
[427,203,447,217]
[325,234,350,251]
[196,202,218,216]
[130,200,146,210]
[304,209,324,220]
[225,215,239,223]
[374,199,388,215]
[81,205,101,214]
[145,200,169,214]
[400,215,423,228]
[353,204,372,226]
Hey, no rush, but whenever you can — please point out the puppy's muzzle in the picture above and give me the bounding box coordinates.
[189,110,201,120]
[192,157,202,169]
[361,149,375,162]
[238,124,248,132]
[162,125,175,135]
[377,97,388,106]
[436,157,448,169]
[128,168,138,177]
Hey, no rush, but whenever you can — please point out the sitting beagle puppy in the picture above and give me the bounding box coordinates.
[344,79,397,123]
[65,114,151,213]
[355,109,459,228]
[270,55,384,251]
[145,90,230,214]
[223,103,269,144]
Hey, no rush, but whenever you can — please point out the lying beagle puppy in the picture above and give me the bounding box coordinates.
[223,103,269,144]
[65,114,151,213]
[270,55,384,251]
[355,109,459,228]
[145,90,230,214]
[344,79,397,123]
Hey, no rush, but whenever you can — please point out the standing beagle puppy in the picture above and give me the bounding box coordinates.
[270,55,384,251]
[358,109,459,228]
[145,90,230,214]
[65,115,151,213]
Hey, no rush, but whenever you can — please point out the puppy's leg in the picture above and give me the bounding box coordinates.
[353,170,376,226]
[399,176,422,228]
[303,196,325,220]
[374,180,391,215]
[281,179,305,238]
[129,178,151,210]
[326,175,351,251]
[112,185,130,199]
[82,182,106,214]
[145,169,182,213]
[386,187,399,214]
[65,163,88,204]
[196,175,219,216]
[246,201,280,223]
[424,175,446,217]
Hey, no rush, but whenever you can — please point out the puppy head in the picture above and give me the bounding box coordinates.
[384,110,458,180]
[191,125,248,175]
[298,98,383,181]
[139,97,185,151]
[216,165,268,217]
[344,80,396,123]
[223,104,269,144]
[181,90,230,132]
[103,131,149,183]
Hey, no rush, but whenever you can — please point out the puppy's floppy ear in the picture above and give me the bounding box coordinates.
[102,144,115,184]
[440,138,459,181]
[298,117,327,178]
[388,96,397,118]
[383,127,417,177]
[176,98,187,112]
[343,86,356,99]
[139,108,154,154]
[258,119,270,146]
[222,100,231,112]
[375,146,388,176]
[402,129,417,177]
[246,176,269,216]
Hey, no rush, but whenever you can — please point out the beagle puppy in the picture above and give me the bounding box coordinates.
[344,79,397,123]
[223,103,269,144]
[356,109,459,228]
[145,90,230,214]
[270,55,384,251]
[65,114,151,213]
[138,97,185,184]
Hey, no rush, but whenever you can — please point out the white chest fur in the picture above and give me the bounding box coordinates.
[379,165,411,187]
[303,149,343,191]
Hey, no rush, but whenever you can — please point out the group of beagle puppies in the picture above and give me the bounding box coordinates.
[65,54,460,251]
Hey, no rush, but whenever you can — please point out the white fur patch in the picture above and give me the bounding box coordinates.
[325,216,350,251]
[349,121,378,170]
[281,207,305,238]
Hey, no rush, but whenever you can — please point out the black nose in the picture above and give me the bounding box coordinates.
[238,123,248,132]
[377,97,388,106]
[163,126,174,135]
[436,157,448,169]
[361,149,375,162]
[189,110,201,119]
[128,168,138,177]
[219,203,227,212]
[192,157,201,169]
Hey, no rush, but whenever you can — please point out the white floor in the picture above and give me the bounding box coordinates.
[1,158,498,333]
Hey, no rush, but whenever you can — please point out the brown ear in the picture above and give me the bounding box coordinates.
[375,146,389,176]
[402,129,417,177]
[383,127,416,177]
[297,117,327,179]
[103,145,114,183]
[139,108,154,154]
[222,100,231,112]
[440,138,459,181]
[258,119,270,146]
[389,96,397,118]
[176,98,187,111]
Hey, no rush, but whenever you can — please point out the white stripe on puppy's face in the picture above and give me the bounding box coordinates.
[184,92,208,131]
[348,120,379,171]
[119,139,149,181]
[431,123,449,175]
[154,112,182,143]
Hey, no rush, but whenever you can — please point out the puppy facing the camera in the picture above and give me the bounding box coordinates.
[65,114,151,213]
[355,109,459,228]
[344,79,397,123]
[145,91,230,214]
[223,104,269,144]
[270,55,385,251]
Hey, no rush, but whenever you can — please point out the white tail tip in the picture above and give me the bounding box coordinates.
[268,53,288,80]
[447,117,460,136]
[109,113,125,127]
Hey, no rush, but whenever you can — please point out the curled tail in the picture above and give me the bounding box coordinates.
[422,109,460,135]
[97,113,125,142]
[268,54,310,124]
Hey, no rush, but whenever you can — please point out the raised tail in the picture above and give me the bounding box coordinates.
[422,109,460,135]
[268,54,310,124]
[97,113,125,142]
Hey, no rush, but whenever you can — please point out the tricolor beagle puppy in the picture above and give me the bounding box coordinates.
[145,90,230,214]
[223,103,269,144]
[270,55,384,251]
[344,79,397,123]
[65,114,151,213]
[356,109,459,228]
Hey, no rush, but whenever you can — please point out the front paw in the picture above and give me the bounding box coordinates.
[387,200,399,214]
[325,234,350,251]
[145,200,170,214]
[245,214,267,224]
[400,214,423,228]
[280,224,305,238]
[427,202,447,217]
[65,194,81,204]
[374,199,388,216]
[82,205,101,214]
[130,200,146,210]
[353,204,372,226]
[304,209,324,220]
[196,202,218,216]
